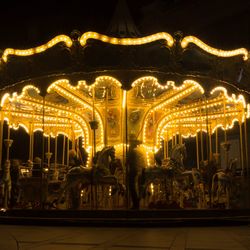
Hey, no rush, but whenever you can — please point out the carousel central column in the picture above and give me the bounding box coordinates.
[122,88,129,209]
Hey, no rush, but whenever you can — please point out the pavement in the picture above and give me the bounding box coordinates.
[0,225,250,250]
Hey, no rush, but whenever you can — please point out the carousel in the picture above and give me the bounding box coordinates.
[0,28,249,210]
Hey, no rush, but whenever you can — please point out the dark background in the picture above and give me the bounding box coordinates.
[0,0,250,49]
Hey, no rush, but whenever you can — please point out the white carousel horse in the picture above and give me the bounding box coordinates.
[56,146,124,209]
[211,158,238,208]
[161,143,187,175]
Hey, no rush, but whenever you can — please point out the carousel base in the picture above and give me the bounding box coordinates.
[0,209,250,227]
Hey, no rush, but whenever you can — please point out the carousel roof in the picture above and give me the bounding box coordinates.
[0,30,249,100]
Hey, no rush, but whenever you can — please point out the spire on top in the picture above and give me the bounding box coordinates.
[107,0,140,38]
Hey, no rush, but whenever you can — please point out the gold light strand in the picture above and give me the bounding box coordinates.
[1,32,248,63]
[48,79,104,144]
[2,35,72,62]
[181,36,248,61]
[154,85,247,147]
[79,32,174,47]
[143,79,204,146]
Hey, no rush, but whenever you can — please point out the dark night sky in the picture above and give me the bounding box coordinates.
[0,0,250,49]
[0,0,142,47]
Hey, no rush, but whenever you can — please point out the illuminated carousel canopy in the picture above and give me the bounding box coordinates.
[0,29,250,158]
[0,30,250,99]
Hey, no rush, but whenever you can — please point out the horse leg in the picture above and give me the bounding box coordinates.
[226,185,230,209]
[69,182,81,209]
[55,180,70,208]
[211,174,217,207]
[3,184,7,208]
[129,173,140,209]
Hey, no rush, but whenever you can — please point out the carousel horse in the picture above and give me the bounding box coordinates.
[56,146,123,209]
[211,158,238,208]
[161,143,187,175]
[0,160,11,208]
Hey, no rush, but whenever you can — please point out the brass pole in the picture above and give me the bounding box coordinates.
[62,135,65,165]
[30,111,34,161]
[179,122,182,144]
[244,111,249,176]
[166,132,169,159]
[153,87,156,146]
[215,123,219,164]
[205,96,209,161]
[6,125,10,161]
[123,89,129,209]
[0,112,3,170]
[55,134,58,172]
[92,87,96,156]
[215,122,218,155]
[209,125,213,161]
[71,125,75,150]
[239,122,244,173]
[76,136,80,159]
[200,130,204,162]
[41,96,45,172]
[104,87,108,147]
[66,136,69,168]
[29,123,33,161]
[48,135,51,167]
[54,116,58,171]
[196,131,200,169]
[223,95,228,168]
[223,96,227,142]
[31,123,34,161]
[200,101,204,162]
[120,89,124,166]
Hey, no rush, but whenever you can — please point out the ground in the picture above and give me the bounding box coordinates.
[0,225,250,250]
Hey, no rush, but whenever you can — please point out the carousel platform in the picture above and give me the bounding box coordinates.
[0,209,250,227]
